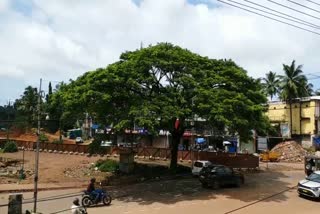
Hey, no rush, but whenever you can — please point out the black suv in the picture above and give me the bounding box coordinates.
[199,164,244,189]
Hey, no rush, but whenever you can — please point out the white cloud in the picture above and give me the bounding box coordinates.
[1,0,320,104]
[0,0,8,13]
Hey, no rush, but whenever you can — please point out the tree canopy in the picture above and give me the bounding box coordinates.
[262,71,280,101]
[55,43,268,168]
[279,60,310,100]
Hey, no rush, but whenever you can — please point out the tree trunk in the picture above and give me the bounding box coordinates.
[169,118,184,171]
[170,132,180,170]
[289,100,293,138]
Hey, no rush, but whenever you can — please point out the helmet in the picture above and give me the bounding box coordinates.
[73,198,80,205]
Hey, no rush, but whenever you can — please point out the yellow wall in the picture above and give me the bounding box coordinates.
[266,100,317,135]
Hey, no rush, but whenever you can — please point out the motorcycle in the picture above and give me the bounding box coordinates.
[78,207,88,214]
[81,189,112,207]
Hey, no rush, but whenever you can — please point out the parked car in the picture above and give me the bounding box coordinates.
[117,142,139,147]
[199,164,244,189]
[101,141,113,147]
[297,171,320,198]
[192,160,212,176]
[75,137,83,144]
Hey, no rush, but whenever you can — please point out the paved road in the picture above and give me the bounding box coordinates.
[1,168,319,214]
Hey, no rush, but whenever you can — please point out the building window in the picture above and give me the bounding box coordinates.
[284,106,287,109]
[295,105,297,108]
[274,107,276,109]
[306,105,309,107]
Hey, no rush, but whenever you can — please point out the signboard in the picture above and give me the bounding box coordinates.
[280,123,290,138]
[257,137,268,151]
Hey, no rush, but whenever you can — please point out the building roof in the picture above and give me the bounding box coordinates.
[268,96,320,104]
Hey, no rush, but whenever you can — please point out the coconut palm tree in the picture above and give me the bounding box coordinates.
[304,82,314,96]
[315,89,320,96]
[278,60,308,137]
[262,71,280,100]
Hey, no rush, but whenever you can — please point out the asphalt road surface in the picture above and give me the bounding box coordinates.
[0,168,319,214]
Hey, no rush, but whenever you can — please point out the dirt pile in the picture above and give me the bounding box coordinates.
[271,141,307,162]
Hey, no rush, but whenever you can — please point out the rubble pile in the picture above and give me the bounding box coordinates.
[271,141,307,162]
[63,165,106,179]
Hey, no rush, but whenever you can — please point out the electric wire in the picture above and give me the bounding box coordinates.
[225,0,320,29]
[267,0,320,20]
[287,0,320,14]
[217,0,320,36]
[306,0,320,7]
[244,0,320,28]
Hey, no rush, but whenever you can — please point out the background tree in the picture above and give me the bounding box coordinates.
[45,82,53,103]
[56,43,268,170]
[315,89,320,96]
[262,71,280,100]
[278,60,308,136]
[0,102,16,132]
[14,86,39,128]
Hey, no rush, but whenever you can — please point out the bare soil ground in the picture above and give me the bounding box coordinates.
[0,151,177,187]
[0,150,305,185]
[0,130,77,144]
[0,151,104,185]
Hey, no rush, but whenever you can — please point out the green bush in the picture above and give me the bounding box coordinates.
[39,133,48,142]
[52,139,63,144]
[88,136,108,155]
[3,141,18,153]
[96,160,119,172]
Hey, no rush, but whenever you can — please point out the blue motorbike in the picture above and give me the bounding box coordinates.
[81,189,112,207]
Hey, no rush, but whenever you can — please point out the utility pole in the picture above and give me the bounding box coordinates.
[33,78,42,213]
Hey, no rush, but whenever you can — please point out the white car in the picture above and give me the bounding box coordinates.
[192,160,212,176]
[297,171,320,198]
[75,137,83,143]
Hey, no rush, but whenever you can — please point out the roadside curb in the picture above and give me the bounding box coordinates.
[0,185,87,194]
[0,173,192,194]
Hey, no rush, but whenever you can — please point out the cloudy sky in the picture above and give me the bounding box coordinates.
[1,0,320,104]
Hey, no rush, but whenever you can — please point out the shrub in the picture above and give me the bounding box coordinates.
[96,160,119,172]
[39,133,48,142]
[52,139,63,144]
[3,141,18,153]
[88,136,107,155]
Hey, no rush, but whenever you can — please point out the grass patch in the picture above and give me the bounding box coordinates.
[96,159,119,172]
[3,141,18,153]
[133,163,190,178]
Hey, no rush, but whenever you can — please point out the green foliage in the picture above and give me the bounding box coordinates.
[262,71,280,101]
[52,139,63,144]
[47,43,269,168]
[88,136,107,155]
[0,103,16,123]
[3,141,18,153]
[14,86,39,127]
[96,159,119,172]
[39,133,48,142]
[279,60,309,100]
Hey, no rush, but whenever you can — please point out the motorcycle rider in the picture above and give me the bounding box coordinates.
[87,178,101,204]
[71,198,86,214]
[306,158,315,176]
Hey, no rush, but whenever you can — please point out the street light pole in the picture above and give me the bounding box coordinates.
[33,78,42,213]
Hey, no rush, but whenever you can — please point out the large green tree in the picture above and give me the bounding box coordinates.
[262,71,280,100]
[57,43,268,169]
[279,60,308,136]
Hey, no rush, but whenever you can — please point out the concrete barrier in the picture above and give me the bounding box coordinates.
[8,193,22,214]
